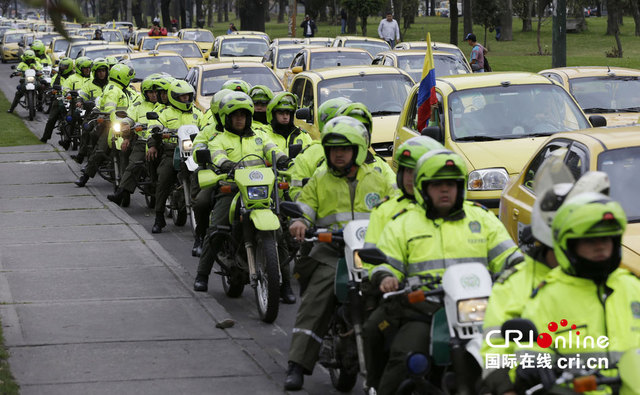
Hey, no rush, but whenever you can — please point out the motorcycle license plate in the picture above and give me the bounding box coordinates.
[25,83,35,90]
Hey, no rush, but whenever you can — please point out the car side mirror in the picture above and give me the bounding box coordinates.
[146,111,159,120]
[589,115,606,128]
[501,318,538,342]
[18,42,24,47]
[10,65,15,69]
[292,66,303,74]
[295,107,312,124]
[357,248,388,265]
[196,149,212,165]
[263,61,273,68]
[210,51,218,57]
[288,143,303,159]
[421,126,443,143]
[280,201,303,218]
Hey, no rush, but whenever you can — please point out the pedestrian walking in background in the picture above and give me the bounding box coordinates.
[378,11,400,48]
[340,9,347,34]
[300,15,317,37]
[227,23,237,34]
[465,33,487,72]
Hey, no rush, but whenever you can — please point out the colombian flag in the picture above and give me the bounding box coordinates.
[416,33,437,131]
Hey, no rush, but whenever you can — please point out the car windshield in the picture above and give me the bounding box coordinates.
[276,47,301,68]
[157,43,202,57]
[126,56,189,80]
[448,84,590,140]
[103,31,123,42]
[39,34,59,46]
[4,33,22,43]
[598,146,640,222]
[318,74,413,115]
[571,76,640,113]
[53,39,69,51]
[84,47,131,58]
[201,67,283,96]
[310,51,372,69]
[220,38,269,57]
[142,37,177,50]
[397,54,469,82]
[343,40,390,56]
[182,30,213,42]
[433,46,467,65]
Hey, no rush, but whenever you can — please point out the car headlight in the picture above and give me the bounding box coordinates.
[247,186,269,200]
[457,298,488,323]
[182,139,193,152]
[468,168,509,191]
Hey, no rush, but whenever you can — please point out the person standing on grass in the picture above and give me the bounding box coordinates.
[378,11,400,48]
[465,33,487,72]
[300,15,317,38]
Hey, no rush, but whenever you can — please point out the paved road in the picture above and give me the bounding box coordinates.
[0,62,356,394]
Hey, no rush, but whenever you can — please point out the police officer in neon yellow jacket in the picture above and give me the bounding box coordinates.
[261,92,312,155]
[106,73,165,206]
[39,57,74,142]
[248,84,273,131]
[194,91,289,292]
[283,116,395,391]
[481,170,611,394]
[511,193,640,394]
[64,56,92,91]
[363,149,522,395]
[7,50,42,114]
[75,63,136,187]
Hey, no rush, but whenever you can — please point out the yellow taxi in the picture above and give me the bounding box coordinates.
[177,28,215,54]
[121,50,189,91]
[331,35,390,56]
[392,72,603,212]
[210,34,270,63]
[499,127,640,273]
[539,67,640,126]
[100,29,126,44]
[271,38,306,46]
[78,44,133,60]
[261,43,308,82]
[1,29,30,63]
[290,66,413,158]
[47,35,84,65]
[235,30,270,42]
[372,50,470,82]
[136,35,179,52]
[394,40,470,69]
[305,36,334,46]
[282,47,372,89]
[185,61,284,112]
[76,28,94,39]
[16,31,35,58]
[154,40,207,68]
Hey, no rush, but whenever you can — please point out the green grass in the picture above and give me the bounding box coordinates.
[211,14,640,73]
[0,323,19,394]
[0,89,43,147]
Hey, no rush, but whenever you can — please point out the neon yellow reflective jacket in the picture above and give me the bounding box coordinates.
[210,128,285,169]
[63,73,88,91]
[192,122,220,163]
[125,99,160,139]
[516,267,640,394]
[372,201,523,282]
[297,165,395,231]
[259,124,313,157]
[79,78,108,101]
[147,105,202,147]
[16,60,42,72]
[290,141,324,201]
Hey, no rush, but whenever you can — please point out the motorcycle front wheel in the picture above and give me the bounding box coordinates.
[254,230,280,323]
[171,189,187,226]
[26,91,35,121]
[327,328,358,392]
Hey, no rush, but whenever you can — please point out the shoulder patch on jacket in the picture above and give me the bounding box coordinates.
[473,202,489,211]
[530,280,547,298]
[495,266,518,284]
[392,208,408,220]
[107,85,114,91]
[373,195,390,209]
[133,101,141,106]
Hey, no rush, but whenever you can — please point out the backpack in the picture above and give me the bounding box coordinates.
[484,55,492,72]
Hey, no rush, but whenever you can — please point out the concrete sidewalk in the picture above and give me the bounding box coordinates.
[0,144,287,394]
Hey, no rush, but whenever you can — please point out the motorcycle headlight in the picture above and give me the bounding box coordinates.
[457,298,488,323]
[113,122,121,132]
[247,186,269,200]
[26,76,35,83]
[182,139,193,152]
[468,168,509,191]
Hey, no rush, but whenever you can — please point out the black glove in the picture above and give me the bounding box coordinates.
[514,365,557,394]
[219,160,236,173]
[276,156,292,170]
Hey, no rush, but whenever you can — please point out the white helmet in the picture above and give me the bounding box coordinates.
[531,170,610,247]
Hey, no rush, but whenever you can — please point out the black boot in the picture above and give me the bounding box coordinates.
[74,174,90,187]
[7,95,19,113]
[107,188,129,206]
[70,154,84,164]
[59,139,70,150]
[40,136,48,143]
[191,235,204,257]
[151,213,166,234]
[193,274,208,292]
[280,279,296,304]
[284,361,304,391]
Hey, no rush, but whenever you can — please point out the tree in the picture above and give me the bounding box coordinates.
[161,0,171,28]
[450,0,458,44]
[497,0,513,40]
[630,0,640,36]
[238,0,267,31]
[513,0,533,31]
[342,0,385,35]
[473,0,499,45]
[606,0,623,57]
[536,0,552,54]
[463,0,472,35]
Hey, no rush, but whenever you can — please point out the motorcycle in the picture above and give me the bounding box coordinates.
[280,201,369,392]
[38,65,52,112]
[170,124,198,232]
[58,90,86,150]
[10,66,38,121]
[359,248,491,395]
[196,150,285,323]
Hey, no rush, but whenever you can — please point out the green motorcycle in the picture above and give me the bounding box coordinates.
[198,152,286,323]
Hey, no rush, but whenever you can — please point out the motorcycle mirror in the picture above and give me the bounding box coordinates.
[501,318,538,342]
[288,143,303,159]
[280,201,303,218]
[357,248,388,265]
[83,100,95,111]
[146,112,159,120]
[53,84,62,90]
[189,133,198,142]
[115,110,128,118]
[195,149,212,165]
[10,65,15,70]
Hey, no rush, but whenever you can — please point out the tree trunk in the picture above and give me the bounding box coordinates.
[224,0,228,22]
[632,0,640,36]
[161,0,171,28]
[347,11,357,33]
[265,2,271,22]
[430,0,435,16]
[606,0,617,35]
[450,0,458,45]
[278,0,286,22]
[463,0,472,35]
[522,0,533,32]
[239,0,266,31]
[614,28,623,57]
[180,0,187,28]
[498,0,513,41]
[133,0,144,27]
[361,16,368,36]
